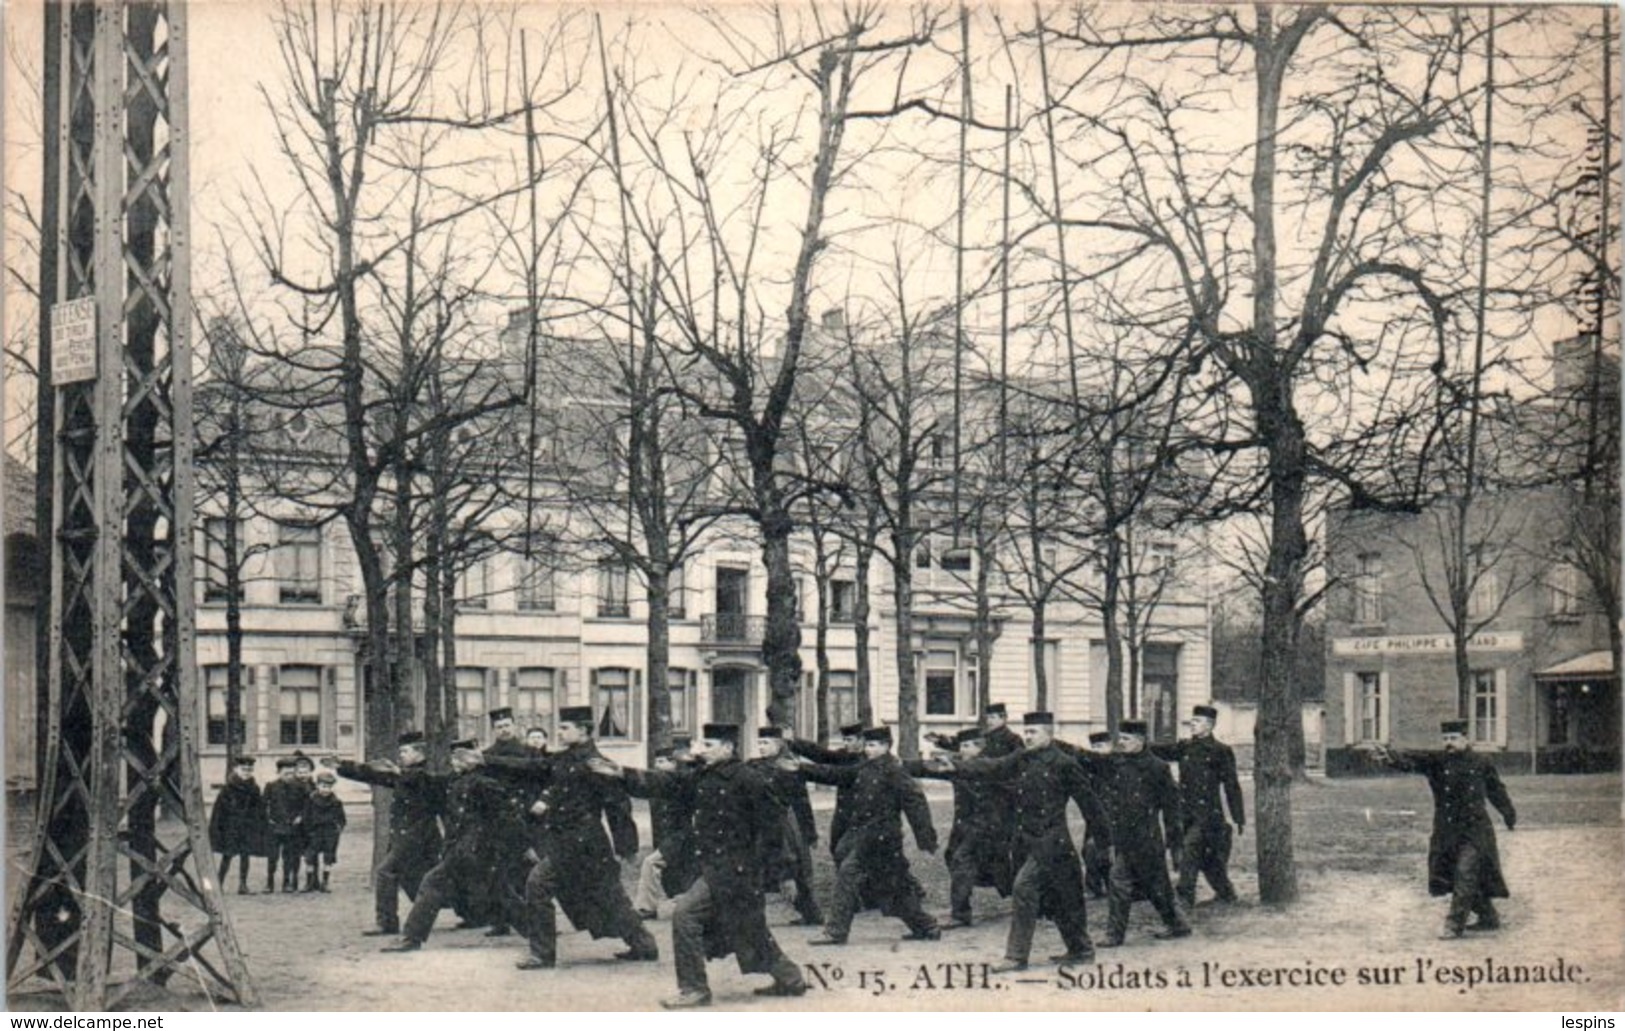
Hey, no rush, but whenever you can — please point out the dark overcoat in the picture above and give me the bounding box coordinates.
[650,762,702,898]
[1389,749,1516,898]
[905,759,1012,895]
[209,778,266,857]
[628,760,786,973]
[486,742,640,938]
[1081,750,1181,874]
[747,758,818,886]
[800,753,937,914]
[334,760,445,878]
[263,779,306,838]
[1155,736,1245,830]
[788,740,861,851]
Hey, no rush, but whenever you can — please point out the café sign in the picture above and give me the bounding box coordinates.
[1331,632,1523,657]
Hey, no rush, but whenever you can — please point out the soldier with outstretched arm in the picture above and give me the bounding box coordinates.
[906,728,1013,929]
[1153,704,1245,906]
[591,723,808,1009]
[786,721,866,856]
[1370,719,1517,939]
[749,726,824,926]
[327,731,445,936]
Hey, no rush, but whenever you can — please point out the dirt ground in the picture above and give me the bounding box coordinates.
[7,772,1623,1012]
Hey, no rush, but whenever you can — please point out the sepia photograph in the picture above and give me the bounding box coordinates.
[1,0,1621,1014]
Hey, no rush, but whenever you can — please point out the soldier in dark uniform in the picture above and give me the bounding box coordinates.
[906,729,1012,929]
[263,758,306,894]
[380,739,526,952]
[750,727,823,926]
[328,731,445,937]
[1154,704,1244,907]
[476,706,531,937]
[1080,720,1190,946]
[791,726,940,946]
[476,705,657,970]
[980,703,1024,758]
[1373,720,1517,939]
[934,712,1108,971]
[635,736,700,919]
[592,724,809,1008]
[1081,732,1115,899]
[209,756,266,895]
[787,722,865,856]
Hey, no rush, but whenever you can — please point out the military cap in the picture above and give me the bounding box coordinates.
[315,770,337,785]
[1088,731,1111,745]
[488,707,515,723]
[1440,719,1469,735]
[861,726,893,743]
[1022,711,1056,726]
[398,730,426,746]
[558,705,594,726]
[1192,704,1219,720]
[671,733,693,749]
[839,721,866,737]
[757,726,785,739]
[984,703,1008,716]
[1119,719,1149,736]
[449,737,479,751]
[955,729,985,749]
[702,723,741,742]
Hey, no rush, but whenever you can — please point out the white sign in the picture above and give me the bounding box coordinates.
[51,298,97,384]
[1331,631,1524,657]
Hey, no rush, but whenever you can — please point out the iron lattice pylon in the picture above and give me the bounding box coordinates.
[6,0,256,1009]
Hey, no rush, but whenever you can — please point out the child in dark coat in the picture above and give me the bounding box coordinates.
[263,757,306,893]
[302,770,348,892]
[209,756,266,894]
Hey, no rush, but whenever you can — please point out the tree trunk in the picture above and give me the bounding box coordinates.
[891,536,919,758]
[759,507,803,727]
[813,554,832,741]
[645,568,673,764]
[854,527,876,729]
[1031,602,1048,712]
[1102,530,1125,737]
[973,512,997,714]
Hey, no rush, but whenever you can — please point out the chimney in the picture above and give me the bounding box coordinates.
[821,307,845,332]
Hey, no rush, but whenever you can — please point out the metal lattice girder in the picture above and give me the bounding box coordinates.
[7,0,257,1009]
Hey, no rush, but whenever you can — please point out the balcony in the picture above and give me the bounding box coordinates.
[700,613,765,646]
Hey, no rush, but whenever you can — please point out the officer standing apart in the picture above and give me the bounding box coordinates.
[328,731,445,937]
[1154,704,1245,906]
[592,724,809,1008]
[1371,719,1517,939]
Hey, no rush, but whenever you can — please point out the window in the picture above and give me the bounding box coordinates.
[923,646,963,717]
[1354,552,1383,623]
[667,667,696,735]
[458,559,490,610]
[1462,670,1504,746]
[204,665,247,746]
[914,521,934,570]
[941,546,973,573]
[513,668,558,731]
[1548,562,1583,619]
[1467,568,1501,621]
[275,523,322,604]
[669,562,687,620]
[285,410,311,444]
[278,665,322,746]
[598,561,630,618]
[593,667,638,740]
[830,579,858,623]
[518,554,556,612]
[1357,671,1383,743]
[455,667,488,741]
[828,671,858,732]
[929,432,949,469]
[792,575,807,621]
[1149,542,1176,576]
[201,518,241,603]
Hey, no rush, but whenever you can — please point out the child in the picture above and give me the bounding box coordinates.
[302,770,348,892]
[209,756,266,895]
[263,757,306,893]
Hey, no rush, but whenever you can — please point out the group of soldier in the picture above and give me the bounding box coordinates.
[320,699,1268,1008]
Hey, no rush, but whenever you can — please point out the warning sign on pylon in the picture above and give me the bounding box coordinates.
[50,297,97,384]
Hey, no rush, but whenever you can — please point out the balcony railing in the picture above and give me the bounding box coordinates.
[700,613,765,645]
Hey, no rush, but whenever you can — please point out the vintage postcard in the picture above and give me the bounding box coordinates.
[3,0,1621,1013]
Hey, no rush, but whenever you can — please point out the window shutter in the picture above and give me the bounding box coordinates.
[486,668,500,709]
[1379,671,1392,743]
[633,669,644,740]
[588,669,598,713]
[559,668,569,704]
[1343,672,1357,744]
[323,666,337,746]
[1495,668,1508,747]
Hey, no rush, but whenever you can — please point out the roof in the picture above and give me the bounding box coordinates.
[1535,650,1617,679]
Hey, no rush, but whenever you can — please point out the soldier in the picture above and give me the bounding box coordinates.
[301,770,347,892]
[484,707,528,758]
[477,705,657,970]
[790,726,940,946]
[263,758,305,894]
[329,731,445,937]
[933,712,1107,971]
[209,756,265,895]
[1080,720,1190,946]
[750,727,823,926]
[1372,720,1517,939]
[1155,704,1245,907]
[787,721,865,856]
[905,730,1012,930]
[634,736,700,919]
[980,703,1023,758]
[381,739,527,953]
[478,706,531,938]
[592,724,809,1008]
[1081,732,1114,899]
